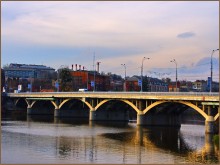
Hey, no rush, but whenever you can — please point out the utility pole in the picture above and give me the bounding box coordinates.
[170,59,177,92]
[93,53,96,92]
[121,64,126,91]
[210,49,219,92]
[141,57,150,92]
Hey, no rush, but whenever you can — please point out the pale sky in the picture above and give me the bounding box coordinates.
[1,1,219,81]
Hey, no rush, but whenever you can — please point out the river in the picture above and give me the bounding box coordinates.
[1,114,219,164]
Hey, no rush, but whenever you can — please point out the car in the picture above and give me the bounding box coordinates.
[78,89,88,92]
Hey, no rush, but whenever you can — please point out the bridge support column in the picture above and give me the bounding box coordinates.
[54,108,61,117]
[204,134,214,154]
[137,113,144,125]
[27,105,32,115]
[89,109,96,121]
[205,116,214,134]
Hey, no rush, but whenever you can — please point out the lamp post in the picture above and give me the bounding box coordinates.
[83,66,89,90]
[93,53,96,92]
[121,64,126,91]
[210,49,219,92]
[170,59,177,92]
[141,57,150,92]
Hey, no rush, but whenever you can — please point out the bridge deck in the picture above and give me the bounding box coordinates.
[7,92,219,102]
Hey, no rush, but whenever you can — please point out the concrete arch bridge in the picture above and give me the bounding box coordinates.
[6,92,219,133]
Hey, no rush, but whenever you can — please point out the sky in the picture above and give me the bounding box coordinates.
[1,1,219,81]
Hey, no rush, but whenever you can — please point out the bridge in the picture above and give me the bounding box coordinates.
[6,92,219,133]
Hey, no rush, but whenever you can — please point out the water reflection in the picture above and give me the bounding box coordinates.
[101,126,194,154]
[54,120,219,163]
[26,115,54,124]
[56,137,72,159]
[1,114,219,164]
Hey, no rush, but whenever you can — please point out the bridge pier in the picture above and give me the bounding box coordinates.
[137,113,145,125]
[204,134,214,154]
[89,109,96,121]
[205,106,215,134]
[27,105,32,115]
[54,108,61,117]
[205,116,215,134]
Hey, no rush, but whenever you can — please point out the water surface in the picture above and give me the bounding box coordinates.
[1,115,219,164]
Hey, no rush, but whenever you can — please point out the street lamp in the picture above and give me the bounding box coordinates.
[141,57,150,92]
[121,64,126,91]
[170,59,177,92]
[210,49,219,92]
[83,66,89,90]
[93,53,96,92]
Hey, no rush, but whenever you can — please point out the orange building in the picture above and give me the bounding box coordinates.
[125,76,141,91]
[70,70,110,91]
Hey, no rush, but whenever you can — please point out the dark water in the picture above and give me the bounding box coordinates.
[1,114,219,164]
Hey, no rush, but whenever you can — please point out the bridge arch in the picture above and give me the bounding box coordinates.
[58,98,92,110]
[121,100,140,113]
[95,99,109,110]
[94,99,140,113]
[25,99,36,108]
[143,100,208,119]
[50,101,59,109]
[15,98,28,107]
[59,99,71,109]
[31,100,54,110]
[214,113,219,121]
[30,101,37,108]
[13,98,29,110]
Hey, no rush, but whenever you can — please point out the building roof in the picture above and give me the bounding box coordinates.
[8,63,55,70]
[127,76,139,82]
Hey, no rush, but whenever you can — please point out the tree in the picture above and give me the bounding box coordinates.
[59,68,72,91]
[142,76,149,92]
[3,64,9,69]
[162,77,171,84]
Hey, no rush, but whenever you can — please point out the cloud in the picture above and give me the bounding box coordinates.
[1,1,219,81]
[177,32,196,39]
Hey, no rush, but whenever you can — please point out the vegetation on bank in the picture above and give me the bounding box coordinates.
[213,135,219,149]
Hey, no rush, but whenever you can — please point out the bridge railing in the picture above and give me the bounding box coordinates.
[6,91,219,97]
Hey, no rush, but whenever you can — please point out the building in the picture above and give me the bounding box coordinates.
[125,76,168,92]
[179,81,193,92]
[126,76,140,91]
[109,74,123,91]
[192,80,207,92]
[148,77,168,92]
[168,81,180,92]
[4,63,56,92]
[4,63,55,79]
[211,81,219,92]
[69,69,110,91]
[57,65,124,92]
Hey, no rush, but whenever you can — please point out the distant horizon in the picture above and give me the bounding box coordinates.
[2,1,219,81]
